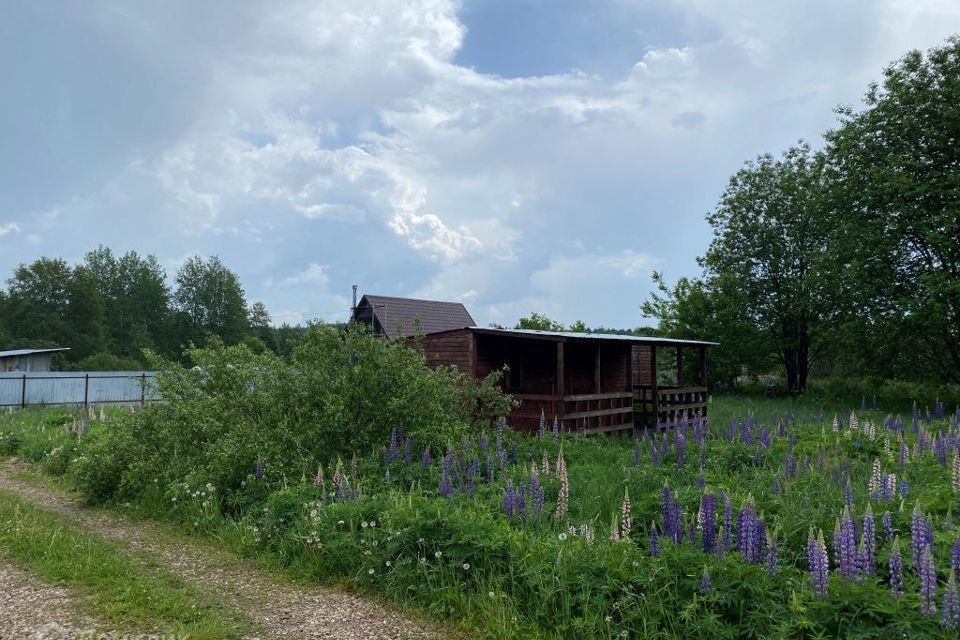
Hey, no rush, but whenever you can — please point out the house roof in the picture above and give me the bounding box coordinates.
[440,327,719,347]
[357,294,476,338]
[0,348,70,358]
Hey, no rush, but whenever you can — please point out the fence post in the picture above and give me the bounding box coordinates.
[21,374,27,408]
[141,373,146,407]
[84,374,90,409]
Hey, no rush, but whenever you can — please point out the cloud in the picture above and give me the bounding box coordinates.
[0,222,20,238]
[280,263,330,287]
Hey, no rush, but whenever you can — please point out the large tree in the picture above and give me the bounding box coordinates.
[174,256,249,346]
[826,37,960,381]
[700,144,840,392]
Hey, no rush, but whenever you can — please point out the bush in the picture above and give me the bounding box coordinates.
[72,324,513,503]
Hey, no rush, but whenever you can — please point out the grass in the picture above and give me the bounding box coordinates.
[0,488,248,638]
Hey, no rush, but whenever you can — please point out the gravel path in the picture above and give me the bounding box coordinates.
[0,561,102,639]
[0,459,448,640]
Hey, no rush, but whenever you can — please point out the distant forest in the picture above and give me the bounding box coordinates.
[0,247,308,370]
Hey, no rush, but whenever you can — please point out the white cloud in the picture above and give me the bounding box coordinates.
[0,222,20,238]
[280,263,330,287]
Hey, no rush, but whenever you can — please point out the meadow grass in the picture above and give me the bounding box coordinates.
[0,488,248,639]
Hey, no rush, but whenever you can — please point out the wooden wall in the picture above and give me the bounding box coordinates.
[419,329,474,373]
[632,344,653,387]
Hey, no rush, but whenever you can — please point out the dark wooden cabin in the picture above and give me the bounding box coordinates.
[420,327,717,434]
[352,294,476,338]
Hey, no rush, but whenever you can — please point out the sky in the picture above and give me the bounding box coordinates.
[1,1,959,328]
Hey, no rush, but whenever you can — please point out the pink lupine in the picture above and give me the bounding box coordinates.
[620,488,632,540]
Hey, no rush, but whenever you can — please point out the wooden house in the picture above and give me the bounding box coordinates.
[419,327,717,434]
[351,294,475,338]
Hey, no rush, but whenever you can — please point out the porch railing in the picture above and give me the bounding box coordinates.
[512,391,635,434]
[635,385,708,427]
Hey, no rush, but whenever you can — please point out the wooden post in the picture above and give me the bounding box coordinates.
[698,345,707,387]
[650,346,659,428]
[141,373,146,407]
[676,346,683,387]
[21,374,27,408]
[594,344,601,394]
[556,341,565,430]
[83,374,90,409]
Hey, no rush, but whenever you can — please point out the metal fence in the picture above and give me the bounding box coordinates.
[0,371,160,407]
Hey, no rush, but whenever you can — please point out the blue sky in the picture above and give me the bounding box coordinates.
[1,1,959,328]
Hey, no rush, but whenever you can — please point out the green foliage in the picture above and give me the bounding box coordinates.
[6,391,960,638]
[173,255,250,347]
[75,351,145,371]
[515,313,566,332]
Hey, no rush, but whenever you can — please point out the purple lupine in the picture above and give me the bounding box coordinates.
[670,499,683,544]
[661,485,673,538]
[898,479,910,497]
[502,481,516,518]
[538,408,546,438]
[421,447,431,469]
[765,532,778,575]
[737,498,760,564]
[697,469,705,491]
[842,482,853,509]
[838,507,857,581]
[388,428,399,461]
[890,538,905,597]
[700,493,717,553]
[529,472,545,517]
[650,443,661,466]
[552,415,560,439]
[688,520,698,546]
[486,454,495,484]
[721,494,733,553]
[465,457,479,495]
[771,475,781,495]
[951,536,960,580]
[759,426,770,449]
[403,437,411,464]
[699,566,712,594]
[675,433,687,467]
[935,399,946,421]
[439,450,455,497]
[943,573,960,631]
[912,503,929,568]
[649,522,661,557]
[860,505,876,577]
[254,459,265,480]
[882,511,894,542]
[808,528,830,596]
[920,544,938,616]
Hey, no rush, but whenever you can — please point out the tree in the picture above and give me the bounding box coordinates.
[5,258,73,344]
[173,256,249,346]
[642,272,773,389]
[514,313,565,331]
[825,37,960,381]
[64,265,106,360]
[700,144,839,392]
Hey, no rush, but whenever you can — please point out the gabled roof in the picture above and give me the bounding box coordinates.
[356,295,476,338]
[0,348,70,358]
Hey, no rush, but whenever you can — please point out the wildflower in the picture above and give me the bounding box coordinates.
[313,464,325,489]
[434,550,442,558]
[859,504,876,577]
[488,591,496,598]
[462,563,470,570]
[721,494,733,553]
[361,521,369,528]
[838,507,857,581]
[953,453,960,494]
[368,568,375,575]
[649,522,661,557]
[912,502,932,568]
[920,544,938,616]
[620,488,632,540]
[609,515,620,542]
[699,493,717,553]
[807,528,829,596]
[832,415,839,432]
[737,498,760,564]
[538,408,546,438]
[541,452,550,476]
[254,459,265,480]
[529,471,545,517]
[699,566,712,594]
[868,459,882,497]
[942,573,960,630]
[439,450,455,497]
[951,536,960,580]
[765,531,778,575]
[558,532,568,541]
[421,447,431,469]
[502,481,516,519]
[552,415,560,439]
[555,446,569,522]
[580,523,594,544]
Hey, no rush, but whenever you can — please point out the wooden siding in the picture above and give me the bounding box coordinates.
[632,345,653,386]
[419,329,474,373]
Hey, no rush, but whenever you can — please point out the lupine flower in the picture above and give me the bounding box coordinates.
[388,428,399,461]
[832,415,839,432]
[737,498,760,564]
[632,437,642,466]
[843,482,853,509]
[403,437,411,464]
[650,443,661,466]
[439,450,455,497]
[552,415,560,439]
[541,452,550,476]
[868,459,882,497]
[465,457,479,495]
[890,537,905,597]
[332,458,344,491]
[530,472,545,516]
[920,544,938,616]
[913,503,930,568]
[254,459,265,480]
[700,493,717,553]
[649,522,661,557]
[580,523,594,543]
[538,408,546,438]
[697,468,706,491]
[807,528,830,596]
[620,488,632,539]
[859,505,876,577]
[699,566,712,594]
[516,484,527,519]
[942,573,959,630]
[951,536,960,580]
[765,532,778,575]
[838,507,857,581]
[313,464,325,489]
[486,454,495,484]
[609,515,620,542]
[721,494,733,553]
[502,481,515,518]
[849,411,859,431]
[953,454,960,494]
[661,485,673,538]
[555,452,569,522]
[421,447,431,469]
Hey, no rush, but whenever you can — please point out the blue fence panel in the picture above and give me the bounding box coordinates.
[0,371,160,407]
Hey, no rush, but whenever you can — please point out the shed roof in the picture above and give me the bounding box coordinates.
[357,294,476,338]
[443,327,718,347]
[0,348,70,358]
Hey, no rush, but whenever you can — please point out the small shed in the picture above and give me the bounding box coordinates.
[0,348,70,373]
[418,328,717,434]
[352,294,475,338]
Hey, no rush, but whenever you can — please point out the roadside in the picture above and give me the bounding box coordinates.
[0,458,447,640]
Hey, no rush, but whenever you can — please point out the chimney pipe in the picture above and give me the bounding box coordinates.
[351,284,358,321]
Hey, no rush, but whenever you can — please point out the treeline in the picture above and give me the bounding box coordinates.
[644,37,960,392]
[0,247,307,369]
